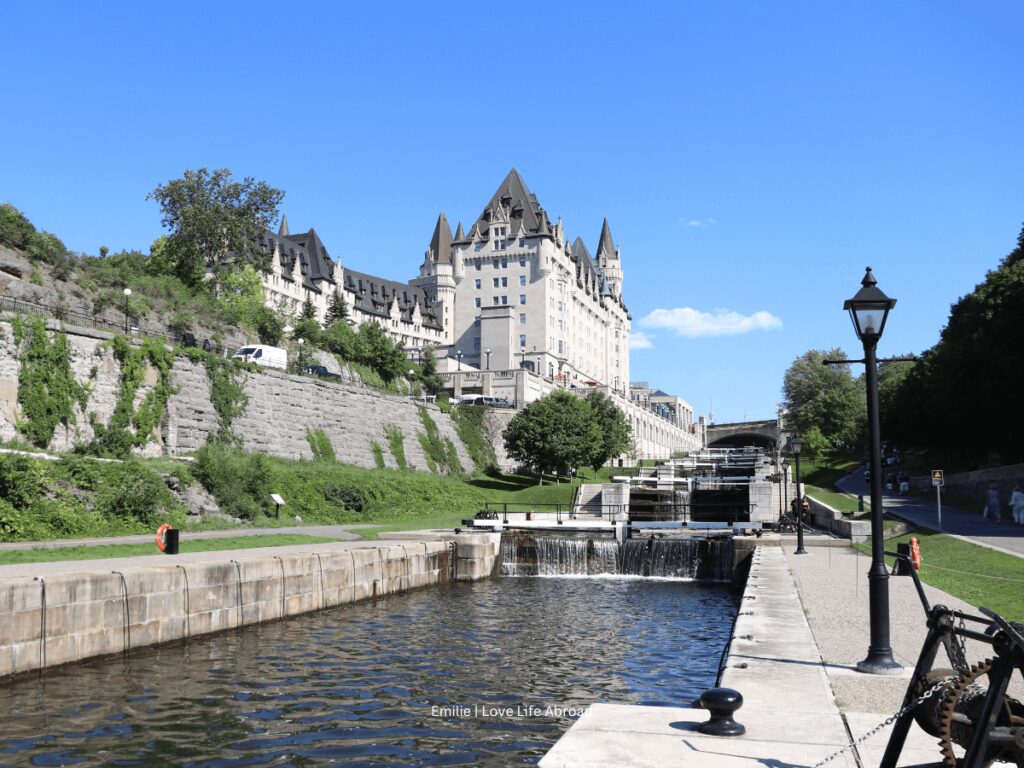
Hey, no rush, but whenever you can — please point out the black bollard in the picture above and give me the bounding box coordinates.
[164,528,179,555]
[697,688,745,736]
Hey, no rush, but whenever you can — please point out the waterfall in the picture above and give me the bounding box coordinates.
[501,533,733,580]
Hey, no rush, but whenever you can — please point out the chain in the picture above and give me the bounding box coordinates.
[811,676,957,768]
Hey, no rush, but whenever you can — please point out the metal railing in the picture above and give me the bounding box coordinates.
[475,501,758,526]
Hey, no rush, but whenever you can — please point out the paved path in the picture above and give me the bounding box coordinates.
[0,524,374,552]
[836,471,1024,557]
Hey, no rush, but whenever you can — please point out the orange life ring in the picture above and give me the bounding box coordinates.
[909,536,921,570]
[156,523,173,552]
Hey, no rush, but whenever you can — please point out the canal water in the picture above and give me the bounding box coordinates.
[0,577,737,766]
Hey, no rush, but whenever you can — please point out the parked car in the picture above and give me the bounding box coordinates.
[232,344,287,370]
[302,364,342,381]
[458,395,512,408]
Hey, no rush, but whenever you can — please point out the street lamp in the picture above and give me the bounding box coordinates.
[122,288,132,334]
[297,337,305,370]
[781,456,790,522]
[844,266,900,675]
[456,350,463,371]
[485,348,491,370]
[787,435,807,555]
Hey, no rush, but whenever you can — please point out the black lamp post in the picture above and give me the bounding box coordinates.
[122,288,132,334]
[788,435,807,555]
[456,350,463,371]
[844,266,901,675]
[781,456,790,522]
[485,348,491,370]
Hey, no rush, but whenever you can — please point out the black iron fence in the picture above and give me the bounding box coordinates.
[476,501,759,526]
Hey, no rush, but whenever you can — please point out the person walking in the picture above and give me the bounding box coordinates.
[983,483,1003,524]
[1010,484,1024,525]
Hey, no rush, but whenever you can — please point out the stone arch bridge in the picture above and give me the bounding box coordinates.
[706,419,781,450]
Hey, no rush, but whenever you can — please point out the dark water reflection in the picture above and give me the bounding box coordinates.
[0,576,737,766]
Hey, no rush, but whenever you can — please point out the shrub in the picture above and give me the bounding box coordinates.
[384,424,407,470]
[27,231,69,266]
[192,443,272,521]
[450,405,497,474]
[0,203,37,251]
[306,428,336,461]
[372,441,385,469]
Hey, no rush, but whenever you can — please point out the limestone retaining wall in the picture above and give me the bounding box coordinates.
[0,319,472,471]
[0,534,500,679]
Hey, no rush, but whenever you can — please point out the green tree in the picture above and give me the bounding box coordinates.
[419,347,445,398]
[885,222,1024,464]
[252,305,284,345]
[147,168,284,288]
[217,264,268,327]
[504,390,601,482]
[325,289,349,325]
[360,322,407,384]
[782,348,865,449]
[585,391,632,471]
[299,298,317,322]
[0,203,37,251]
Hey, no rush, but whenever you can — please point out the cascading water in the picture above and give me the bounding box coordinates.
[501,533,733,581]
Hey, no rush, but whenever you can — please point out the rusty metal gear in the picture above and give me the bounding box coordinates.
[937,658,1024,768]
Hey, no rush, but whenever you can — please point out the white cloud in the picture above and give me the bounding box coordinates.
[640,307,783,338]
[682,217,717,228]
[629,331,655,350]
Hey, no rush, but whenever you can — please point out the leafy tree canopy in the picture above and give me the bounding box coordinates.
[504,390,603,482]
[782,348,865,449]
[585,391,632,471]
[147,168,284,288]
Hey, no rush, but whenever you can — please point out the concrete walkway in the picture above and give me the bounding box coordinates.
[542,540,1022,767]
[0,524,372,552]
[836,472,1024,557]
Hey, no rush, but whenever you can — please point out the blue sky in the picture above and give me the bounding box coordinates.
[3,2,1022,423]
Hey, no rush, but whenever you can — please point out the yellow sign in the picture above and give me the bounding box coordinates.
[931,469,944,487]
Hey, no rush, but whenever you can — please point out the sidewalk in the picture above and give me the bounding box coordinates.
[836,472,1024,557]
[0,524,370,552]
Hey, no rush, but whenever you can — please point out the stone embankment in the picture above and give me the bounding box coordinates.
[0,533,500,679]
[0,319,472,471]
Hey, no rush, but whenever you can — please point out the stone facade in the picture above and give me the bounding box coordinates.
[0,320,472,472]
[0,535,501,678]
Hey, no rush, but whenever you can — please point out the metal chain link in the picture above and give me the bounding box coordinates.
[949,615,969,674]
[811,676,957,768]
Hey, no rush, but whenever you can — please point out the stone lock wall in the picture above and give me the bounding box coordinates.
[0,534,501,678]
[0,318,473,471]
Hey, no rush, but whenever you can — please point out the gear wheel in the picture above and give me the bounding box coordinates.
[937,658,1024,768]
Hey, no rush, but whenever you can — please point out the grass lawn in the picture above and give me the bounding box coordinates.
[855,530,1024,621]
[0,534,340,565]
[806,485,869,516]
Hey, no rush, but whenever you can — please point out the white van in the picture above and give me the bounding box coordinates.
[233,344,287,370]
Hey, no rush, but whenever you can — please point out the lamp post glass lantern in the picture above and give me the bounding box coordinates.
[845,266,901,675]
[787,435,807,555]
[123,288,132,334]
[485,348,491,370]
[456,351,463,371]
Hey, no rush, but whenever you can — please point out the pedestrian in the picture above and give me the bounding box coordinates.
[1011,484,1024,525]
[983,484,1002,524]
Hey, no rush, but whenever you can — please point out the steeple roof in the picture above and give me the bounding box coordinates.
[596,218,616,260]
[472,168,550,238]
[453,221,466,242]
[278,214,289,237]
[427,212,453,264]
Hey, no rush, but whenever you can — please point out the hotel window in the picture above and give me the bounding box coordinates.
[520,313,526,325]
[558,341,564,354]
[493,296,500,305]
[519,240,526,249]
[492,277,499,288]
[519,334,526,347]
[475,260,482,270]
[475,298,481,308]
[501,258,507,268]
[475,279,481,289]
[474,337,481,350]
[501,277,508,287]
[474,316,480,327]
[501,296,508,305]
[519,294,526,304]
[519,275,526,286]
